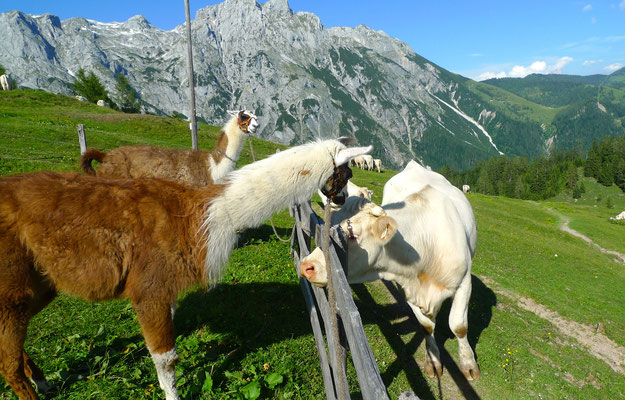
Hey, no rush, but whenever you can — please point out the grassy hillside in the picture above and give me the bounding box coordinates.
[1,90,624,399]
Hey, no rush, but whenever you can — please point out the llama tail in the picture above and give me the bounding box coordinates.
[80,148,107,175]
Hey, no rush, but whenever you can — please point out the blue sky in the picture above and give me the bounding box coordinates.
[2,0,624,80]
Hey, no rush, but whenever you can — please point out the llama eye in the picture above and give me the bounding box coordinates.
[241,114,250,121]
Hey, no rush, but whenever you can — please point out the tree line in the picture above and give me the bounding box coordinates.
[438,136,625,200]
[73,68,141,113]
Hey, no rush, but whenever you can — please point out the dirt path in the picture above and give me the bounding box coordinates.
[481,276,625,374]
[542,206,625,264]
[559,216,625,263]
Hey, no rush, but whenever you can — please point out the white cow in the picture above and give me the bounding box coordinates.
[374,159,382,173]
[352,155,365,169]
[318,180,373,208]
[301,160,480,380]
[1,74,11,91]
[616,211,625,221]
[362,154,374,171]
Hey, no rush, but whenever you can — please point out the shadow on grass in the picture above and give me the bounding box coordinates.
[351,275,496,400]
[237,222,293,245]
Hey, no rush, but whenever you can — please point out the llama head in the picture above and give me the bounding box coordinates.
[228,110,259,134]
[320,141,373,205]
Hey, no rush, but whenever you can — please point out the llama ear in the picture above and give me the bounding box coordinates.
[337,136,358,146]
[335,145,373,166]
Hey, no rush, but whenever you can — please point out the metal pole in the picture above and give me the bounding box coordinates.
[184,0,198,150]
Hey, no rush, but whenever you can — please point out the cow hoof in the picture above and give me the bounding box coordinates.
[460,363,481,381]
[424,360,443,378]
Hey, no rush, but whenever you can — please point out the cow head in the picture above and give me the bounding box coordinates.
[300,197,398,286]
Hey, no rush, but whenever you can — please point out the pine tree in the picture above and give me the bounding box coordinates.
[115,73,141,113]
[73,68,111,104]
[606,197,614,209]
[566,163,578,190]
[0,64,5,76]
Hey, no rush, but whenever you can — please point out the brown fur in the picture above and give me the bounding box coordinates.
[0,171,224,398]
[80,127,235,188]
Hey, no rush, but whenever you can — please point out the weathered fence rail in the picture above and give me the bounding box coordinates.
[290,201,390,400]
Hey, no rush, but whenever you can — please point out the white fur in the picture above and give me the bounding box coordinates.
[200,139,372,282]
[210,111,259,183]
[151,348,179,400]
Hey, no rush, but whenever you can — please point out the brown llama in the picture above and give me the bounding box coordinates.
[0,138,372,400]
[80,110,259,187]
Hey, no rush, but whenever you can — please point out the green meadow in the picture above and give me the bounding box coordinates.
[1,90,624,399]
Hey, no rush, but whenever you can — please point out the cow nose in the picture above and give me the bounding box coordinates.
[300,260,317,280]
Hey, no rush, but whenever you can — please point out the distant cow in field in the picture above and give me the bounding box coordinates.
[363,154,374,171]
[373,158,382,173]
[616,211,625,221]
[351,155,365,169]
[300,160,480,381]
[81,110,258,188]
[1,74,11,91]
[463,185,470,193]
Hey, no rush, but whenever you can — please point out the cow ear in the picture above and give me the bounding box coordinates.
[335,145,373,166]
[373,216,397,244]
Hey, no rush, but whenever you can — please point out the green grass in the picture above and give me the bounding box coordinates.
[2,90,625,399]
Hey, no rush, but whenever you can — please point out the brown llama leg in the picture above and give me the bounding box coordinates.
[133,300,179,400]
[22,285,56,393]
[0,235,54,399]
[0,305,39,400]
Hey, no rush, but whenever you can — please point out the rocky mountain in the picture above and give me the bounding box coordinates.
[1,0,624,169]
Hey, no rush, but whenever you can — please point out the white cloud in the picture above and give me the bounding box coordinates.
[620,0,625,10]
[605,63,624,72]
[474,71,508,81]
[583,4,592,11]
[469,53,484,57]
[473,57,574,81]
[583,59,603,66]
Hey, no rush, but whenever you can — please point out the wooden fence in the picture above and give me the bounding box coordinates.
[290,201,391,400]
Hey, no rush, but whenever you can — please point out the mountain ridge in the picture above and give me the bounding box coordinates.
[1,0,624,169]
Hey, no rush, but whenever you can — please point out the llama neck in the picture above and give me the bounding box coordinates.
[209,118,247,182]
[199,141,339,282]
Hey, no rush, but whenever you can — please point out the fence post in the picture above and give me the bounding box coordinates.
[77,124,87,155]
[292,202,391,400]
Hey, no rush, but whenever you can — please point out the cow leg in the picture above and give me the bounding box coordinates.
[407,302,443,378]
[134,301,180,400]
[449,270,480,380]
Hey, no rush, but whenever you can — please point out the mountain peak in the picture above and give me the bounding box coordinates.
[122,15,154,31]
[262,0,292,14]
